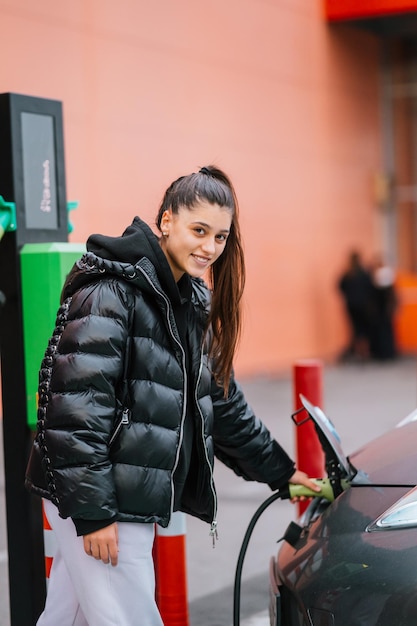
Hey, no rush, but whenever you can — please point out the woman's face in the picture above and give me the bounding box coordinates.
[159,201,232,282]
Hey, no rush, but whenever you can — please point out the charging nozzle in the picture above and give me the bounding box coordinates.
[281,478,350,503]
[289,478,334,501]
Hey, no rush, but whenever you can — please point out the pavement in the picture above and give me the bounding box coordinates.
[1,356,417,625]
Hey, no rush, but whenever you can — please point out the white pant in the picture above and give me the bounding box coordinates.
[38,499,164,626]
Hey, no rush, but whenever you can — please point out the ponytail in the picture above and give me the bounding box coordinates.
[156,165,245,395]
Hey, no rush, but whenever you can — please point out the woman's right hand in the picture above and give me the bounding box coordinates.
[83,522,119,566]
[288,469,322,502]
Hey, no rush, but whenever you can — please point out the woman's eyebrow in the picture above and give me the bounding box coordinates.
[191,221,230,233]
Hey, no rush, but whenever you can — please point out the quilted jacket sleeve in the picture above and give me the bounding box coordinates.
[211,376,296,490]
[43,279,133,522]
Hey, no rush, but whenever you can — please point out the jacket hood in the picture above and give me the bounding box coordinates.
[62,217,187,305]
[87,216,162,267]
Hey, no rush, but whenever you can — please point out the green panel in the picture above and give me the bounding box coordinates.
[20,243,85,429]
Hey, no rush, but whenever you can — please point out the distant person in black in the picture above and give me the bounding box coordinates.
[338,251,373,361]
[369,257,397,360]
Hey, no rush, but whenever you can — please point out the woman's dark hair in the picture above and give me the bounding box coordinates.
[156,165,245,394]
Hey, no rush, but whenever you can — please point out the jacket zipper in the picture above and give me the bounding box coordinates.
[136,264,218,543]
[108,408,131,447]
[195,350,218,547]
[136,267,188,523]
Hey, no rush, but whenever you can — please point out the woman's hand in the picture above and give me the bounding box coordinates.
[288,470,322,502]
[83,522,119,566]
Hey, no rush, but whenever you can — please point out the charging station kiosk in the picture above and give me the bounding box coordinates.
[0,93,84,625]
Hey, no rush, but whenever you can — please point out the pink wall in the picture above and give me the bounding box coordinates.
[0,0,382,376]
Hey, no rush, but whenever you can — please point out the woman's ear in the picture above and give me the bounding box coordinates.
[160,209,172,236]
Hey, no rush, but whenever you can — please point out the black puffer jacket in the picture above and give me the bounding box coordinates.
[25,217,295,533]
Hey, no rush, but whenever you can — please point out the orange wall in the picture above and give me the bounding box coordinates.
[0,0,382,377]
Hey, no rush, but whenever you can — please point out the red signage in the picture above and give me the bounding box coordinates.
[325,0,417,21]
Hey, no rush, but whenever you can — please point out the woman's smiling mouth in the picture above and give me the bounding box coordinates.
[192,254,211,266]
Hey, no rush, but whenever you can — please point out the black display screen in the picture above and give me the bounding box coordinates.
[0,92,68,245]
[21,112,58,230]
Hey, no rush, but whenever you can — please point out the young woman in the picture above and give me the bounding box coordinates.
[26,165,318,626]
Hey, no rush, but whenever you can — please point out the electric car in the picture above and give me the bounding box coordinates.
[269,395,417,626]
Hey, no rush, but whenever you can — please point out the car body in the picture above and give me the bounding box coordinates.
[269,395,417,626]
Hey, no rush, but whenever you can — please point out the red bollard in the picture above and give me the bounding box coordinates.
[292,360,325,514]
[154,512,189,626]
[42,500,56,587]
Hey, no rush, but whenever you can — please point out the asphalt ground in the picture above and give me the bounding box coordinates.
[1,356,417,625]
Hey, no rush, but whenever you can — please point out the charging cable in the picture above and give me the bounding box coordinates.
[232,478,348,625]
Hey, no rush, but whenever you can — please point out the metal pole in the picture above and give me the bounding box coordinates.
[292,359,325,514]
[0,235,46,625]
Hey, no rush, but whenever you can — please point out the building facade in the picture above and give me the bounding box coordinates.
[1,0,417,376]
